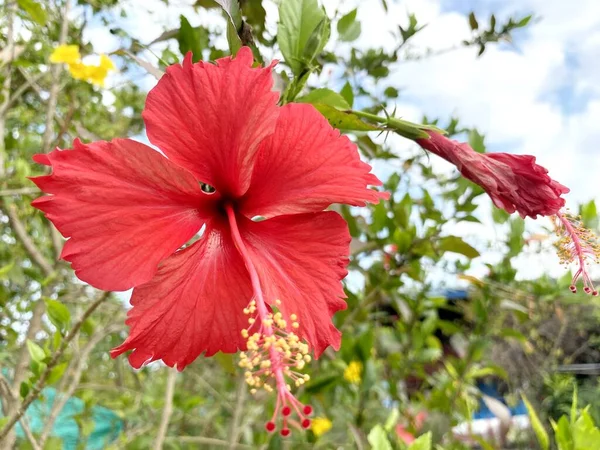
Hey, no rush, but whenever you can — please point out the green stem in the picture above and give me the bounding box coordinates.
[352,110,444,141]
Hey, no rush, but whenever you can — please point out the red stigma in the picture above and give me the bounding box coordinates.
[303,405,313,415]
[594,291,599,296]
[265,421,276,433]
[281,428,291,437]
[569,285,577,293]
[302,418,311,429]
[282,406,291,416]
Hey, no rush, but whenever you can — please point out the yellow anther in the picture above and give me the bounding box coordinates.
[290,313,297,321]
[248,317,255,324]
[241,329,249,338]
[303,374,310,381]
[292,322,299,329]
[250,388,257,394]
[304,355,311,363]
[275,299,281,305]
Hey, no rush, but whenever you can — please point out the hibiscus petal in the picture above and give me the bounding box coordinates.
[110,220,253,369]
[31,138,209,291]
[143,47,279,197]
[240,103,387,218]
[237,211,350,357]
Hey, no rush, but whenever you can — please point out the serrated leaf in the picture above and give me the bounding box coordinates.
[45,299,71,331]
[26,339,45,363]
[313,104,378,131]
[278,0,329,75]
[437,236,480,259]
[337,9,361,42]
[17,0,47,25]
[368,425,393,450]
[178,16,208,62]
[297,88,350,110]
[522,394,549,450]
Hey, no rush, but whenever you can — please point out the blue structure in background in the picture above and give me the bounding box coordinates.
[12,387,122,449]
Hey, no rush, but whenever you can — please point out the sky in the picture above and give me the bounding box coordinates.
[78,0,600,288]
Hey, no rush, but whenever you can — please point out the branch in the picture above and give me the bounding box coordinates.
[0,291,110,442]
[153,368,178,450]
[0,375,42,450]
[38,323,123,447]
[228,376,247,450]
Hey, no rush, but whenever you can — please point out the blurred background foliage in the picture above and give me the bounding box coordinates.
[1,0,600,449]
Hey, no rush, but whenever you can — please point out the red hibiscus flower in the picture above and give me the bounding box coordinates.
[416,131,569,219]
[31,47,386,434]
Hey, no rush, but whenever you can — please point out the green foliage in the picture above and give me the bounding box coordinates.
[278,0,330,76]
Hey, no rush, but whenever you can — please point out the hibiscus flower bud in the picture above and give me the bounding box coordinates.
[416,131,569,219]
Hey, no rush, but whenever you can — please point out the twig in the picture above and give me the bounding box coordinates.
[0,187,39,196]
[38,324,122,447]
[228,376,247,449]
[3,201,54,275]
[153,368,178,450]
[0,291,110,442]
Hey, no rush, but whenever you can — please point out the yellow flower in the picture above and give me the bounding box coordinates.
[50,45,81,65]
[66,56,116,87]
[344,360,363,384]
[67,62,90,80]
[311,417,332,437]
[99,54,116,71]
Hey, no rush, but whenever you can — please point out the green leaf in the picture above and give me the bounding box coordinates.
[340,81,354,107]
[337,9,361,42]
[384,86,399,98]
[468,129,486,153]
[437,236,480,259]
[177,16,208,62]
[47,362,68,385]
[367,424,393,450]
[297,88,350,110]
[313,104,378,131]
[278,0,329,75]
[580,200,598,229]
[20,381,30,399]
[214,352,236,375]
[554,415,574,450]
[17,0,47,25]
[468,12,479,30]
[522,394,549,450]
[26,339,46,363]
[45,299,71,331]
[492,207,510,224]
[408,432,432,450]
[516,15,532,28]
[573,409,600,450]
